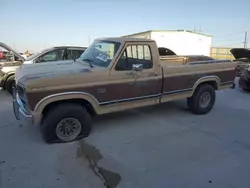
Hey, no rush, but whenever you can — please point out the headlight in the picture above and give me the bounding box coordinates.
[16,83,26,100]
[16,83,30,109]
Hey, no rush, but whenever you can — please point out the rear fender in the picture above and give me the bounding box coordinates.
[192,76,220,95]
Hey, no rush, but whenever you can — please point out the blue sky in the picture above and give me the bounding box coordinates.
[1,0,250,52]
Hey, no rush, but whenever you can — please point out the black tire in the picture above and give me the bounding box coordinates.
[242,88,250,92]
[41,103,92,143]
[5,75,15,95]
[187,84,215,115]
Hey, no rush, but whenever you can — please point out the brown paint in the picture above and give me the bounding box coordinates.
[26,69,234,111]
[163,70,235,92]
[27,78,162,110]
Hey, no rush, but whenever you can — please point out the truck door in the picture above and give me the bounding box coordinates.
[109,43,162,107]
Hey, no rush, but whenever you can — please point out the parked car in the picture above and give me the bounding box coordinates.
[230,48,250,76]
[0,42,87,94]
[239,64,250,91]
[158,47,177,56]
[12,37,236,143]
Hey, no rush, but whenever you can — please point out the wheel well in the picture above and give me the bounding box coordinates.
[3,74,15,89]
[42,99,96,118]
[198,81,218,90]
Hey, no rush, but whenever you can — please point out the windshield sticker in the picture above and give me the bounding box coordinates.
[96,53,108,62]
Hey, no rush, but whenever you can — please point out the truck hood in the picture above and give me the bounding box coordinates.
[1,61,23,68]
[15,60,93,84]
[230,48,250,60]
[0,42,25,61]
[0,61,21,74]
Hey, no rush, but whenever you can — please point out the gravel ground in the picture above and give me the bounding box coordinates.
[1,78,250,188]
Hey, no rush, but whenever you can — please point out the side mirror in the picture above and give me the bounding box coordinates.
[132,64,143,71]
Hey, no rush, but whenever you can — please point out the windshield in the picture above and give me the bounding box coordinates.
[79,40,121,67]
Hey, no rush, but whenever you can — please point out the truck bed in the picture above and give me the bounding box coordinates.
[160,60,236,99]
[160,55,215,66]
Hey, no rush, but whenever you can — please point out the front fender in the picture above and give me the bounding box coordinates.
[0,72,15,88]
[34,92,100,115]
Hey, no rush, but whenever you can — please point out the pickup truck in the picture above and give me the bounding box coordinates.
[0,42,87,94]
[12,37,236,143]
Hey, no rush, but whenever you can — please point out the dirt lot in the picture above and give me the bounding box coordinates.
[1,78,250,188]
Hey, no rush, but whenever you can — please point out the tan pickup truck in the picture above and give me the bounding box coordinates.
[12,37,236,143]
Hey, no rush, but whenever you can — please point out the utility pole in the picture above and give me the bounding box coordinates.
[88,35,91,46]
[243,31,248,48]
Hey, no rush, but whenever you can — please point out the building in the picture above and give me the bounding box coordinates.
[122,30,212,56]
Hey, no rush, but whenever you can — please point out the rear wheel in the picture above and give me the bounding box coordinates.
[187,84,215,115]
[5,75,15,95]
[41,103,92,143]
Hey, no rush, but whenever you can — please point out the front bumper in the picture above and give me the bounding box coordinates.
[12,86,33,124]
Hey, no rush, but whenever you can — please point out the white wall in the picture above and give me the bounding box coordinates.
[150,31,212,56]
[126,32,151,39]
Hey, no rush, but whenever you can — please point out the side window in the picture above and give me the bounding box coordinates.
[36,49,64,63]
[127,46,132,58]
[65,50,73,60]
[144,45,151,60]
[132,46,137,58]
[65,49,84,60]
[115,45,153,71]
[72,50,85,59]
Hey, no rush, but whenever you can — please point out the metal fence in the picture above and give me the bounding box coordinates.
[210,47,250,60]
[210,47,234,60]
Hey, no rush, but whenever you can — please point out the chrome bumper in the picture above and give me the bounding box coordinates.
[12,86,33,124]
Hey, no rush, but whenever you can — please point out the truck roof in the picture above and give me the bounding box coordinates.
[96,37,155,43]
[53,46,87,49]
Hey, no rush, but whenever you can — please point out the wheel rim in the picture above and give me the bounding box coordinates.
[56,118,82,141]
[199,92,211,108]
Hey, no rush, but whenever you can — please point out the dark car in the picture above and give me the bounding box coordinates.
[239,65,250,91]
[230,48,250,77]
[0,42,87,94]
[158,47,176,56]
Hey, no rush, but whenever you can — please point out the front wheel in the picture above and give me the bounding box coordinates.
[187,84,215,115]
[41,103,92,143]
[5,75,15,95]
